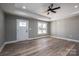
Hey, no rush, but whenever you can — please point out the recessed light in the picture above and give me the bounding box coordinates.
[22,6,26,9]
[74,5,78,8]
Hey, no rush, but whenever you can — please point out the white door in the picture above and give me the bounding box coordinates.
[17,19,29,40]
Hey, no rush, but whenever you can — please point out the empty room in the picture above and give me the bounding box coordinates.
[0,3,79,56]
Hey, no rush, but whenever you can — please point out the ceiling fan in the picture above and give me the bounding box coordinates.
[46,4,61,15]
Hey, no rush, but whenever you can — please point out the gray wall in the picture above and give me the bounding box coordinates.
[0,9,5,47]
[5,13,50,42]
[51,15,79,40]
[5,14,16,42]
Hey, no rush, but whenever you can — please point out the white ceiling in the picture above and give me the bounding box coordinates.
[0,3,79,21]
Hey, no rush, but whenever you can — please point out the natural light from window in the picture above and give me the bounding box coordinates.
[38,21,47,34]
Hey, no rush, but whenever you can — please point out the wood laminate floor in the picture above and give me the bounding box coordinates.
[0,37,79,56]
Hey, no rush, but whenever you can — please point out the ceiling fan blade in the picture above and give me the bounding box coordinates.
[50,4,53,8]
[51,10,56,13]
[48,4,53,9]
[52,7,60,10]
[47,12,49,15]
[48,6,51,9]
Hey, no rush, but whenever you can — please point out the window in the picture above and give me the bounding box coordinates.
[19,22,26,27]
[38,22,47,34]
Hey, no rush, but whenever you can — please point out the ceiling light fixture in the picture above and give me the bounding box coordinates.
[74,5,78,8]
[22,6,26,9]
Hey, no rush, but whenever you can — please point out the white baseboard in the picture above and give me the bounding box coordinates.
[51,36,79,43]
[0,35,50,52]
[0,43,6,52]
[5,35,50,44]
